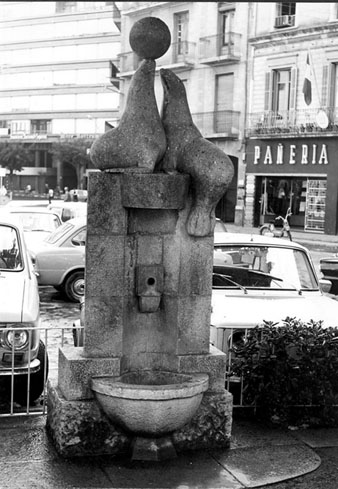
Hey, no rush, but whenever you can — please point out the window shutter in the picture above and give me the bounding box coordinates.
[264,71,271,111]
[328,63,335,107]
[289,67,297,110]
[321,65,328,107]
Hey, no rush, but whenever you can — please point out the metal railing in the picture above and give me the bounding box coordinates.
[247,108,338,137]
[111,110,240,139]
[0,325,82,417]
[274,14,295,28]
[199,32,242,61]
[192,110,240,137]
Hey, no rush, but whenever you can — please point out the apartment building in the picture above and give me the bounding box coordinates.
[245,2,338,235]
[0,1,120,193]
[116,1,250,224]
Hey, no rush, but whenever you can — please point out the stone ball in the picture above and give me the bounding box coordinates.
[129,17,171,60]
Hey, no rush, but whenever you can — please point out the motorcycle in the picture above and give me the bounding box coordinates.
[259,207,292,241]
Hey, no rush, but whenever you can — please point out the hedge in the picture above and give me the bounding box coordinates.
[230,317,338,426]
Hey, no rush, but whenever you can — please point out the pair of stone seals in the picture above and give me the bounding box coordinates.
[159,68,234,236]
[90,17,234,237]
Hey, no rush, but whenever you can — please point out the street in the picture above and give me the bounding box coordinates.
[37,246,336,375]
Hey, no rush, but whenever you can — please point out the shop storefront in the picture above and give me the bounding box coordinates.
[245,138,338,235]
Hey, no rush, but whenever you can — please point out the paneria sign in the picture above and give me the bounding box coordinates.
[253,143,328,166]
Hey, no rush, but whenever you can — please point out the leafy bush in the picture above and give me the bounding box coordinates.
[230,317,338,426]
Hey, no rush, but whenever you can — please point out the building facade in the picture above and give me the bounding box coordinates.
[0,1,120,193]
[116,1,250,224]
[245,2,338,235]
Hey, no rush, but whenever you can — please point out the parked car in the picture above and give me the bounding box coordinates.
[0,214,48,405]
[47,201,87,223]
[211,233,336,354]
[5,206,62,249]
[30,217,86,302]
[320,255,338,295]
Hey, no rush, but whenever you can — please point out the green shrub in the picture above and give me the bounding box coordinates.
[230,317,338,426]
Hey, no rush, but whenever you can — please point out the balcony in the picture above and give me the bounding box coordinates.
[192,110,240,138]
[118,41,196,75]
[247,108,338,138]
[199,33,241,64]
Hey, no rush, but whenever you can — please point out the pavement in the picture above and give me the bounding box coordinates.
[1,214,337,488]
[225,223,338,253]
[1,414,338,489]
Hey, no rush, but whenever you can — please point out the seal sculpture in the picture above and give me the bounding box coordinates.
[90,59,166,172]
[158,68,234,237]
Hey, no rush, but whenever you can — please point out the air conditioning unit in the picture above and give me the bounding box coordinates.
[275,15,294,28]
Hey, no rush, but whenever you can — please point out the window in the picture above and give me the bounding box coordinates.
[31,120,51,134]
[109,61,119,89]
[174,11,189,58]
[0,226,23,271]
[219,9,234,46]
[275,2,296,28]
[264,68,297,113]
[214,73,234,132]
[274,70,291,112]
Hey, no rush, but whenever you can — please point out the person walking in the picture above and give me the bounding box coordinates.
[48,187,54,204]
[63,186,71,202]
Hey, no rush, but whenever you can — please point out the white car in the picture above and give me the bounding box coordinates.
[5,206,62,249]
[211,233,337,353]
[0,214,48,405]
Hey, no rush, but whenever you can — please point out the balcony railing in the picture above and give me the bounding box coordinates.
[274,14,295,28]
[192,110,240,138]
[118,41,196,74]
[247,108,338,137]
[110,110,240,139]
[199,32,242,62]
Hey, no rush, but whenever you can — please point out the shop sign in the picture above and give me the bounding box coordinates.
[253,143,328,166]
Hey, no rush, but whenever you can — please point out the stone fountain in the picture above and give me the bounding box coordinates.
[47,17,234,461]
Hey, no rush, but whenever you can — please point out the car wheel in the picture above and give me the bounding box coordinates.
[13,341,49,406]
[64,270,85,302]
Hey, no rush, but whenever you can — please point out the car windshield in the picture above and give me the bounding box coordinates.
[0,224,23,271]
[13,212,60,233]
[45,221,76,245]
[213,244,318,290]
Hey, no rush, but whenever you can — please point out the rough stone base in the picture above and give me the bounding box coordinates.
[47,380,233,458]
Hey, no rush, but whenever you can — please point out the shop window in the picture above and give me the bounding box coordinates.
[275,2,296,28]
[258,177,305,227]
[305,179,326,232]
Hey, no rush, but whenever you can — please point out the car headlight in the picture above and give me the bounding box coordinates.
[0,327,31,350]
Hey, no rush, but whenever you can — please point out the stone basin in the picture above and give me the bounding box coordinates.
[91,371,209,436]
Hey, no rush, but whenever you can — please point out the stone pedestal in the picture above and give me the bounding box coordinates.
[47,171,232,457]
